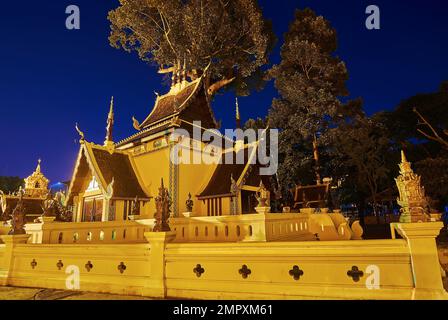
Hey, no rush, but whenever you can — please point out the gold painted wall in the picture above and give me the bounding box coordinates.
[0,222,446,300]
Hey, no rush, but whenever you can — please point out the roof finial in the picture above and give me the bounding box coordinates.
[399,150,412,174]
[235,97,241,129]
[104,96,115,147]
[75,123,85,143]
[36,159,42,173]
[401,150,408,163]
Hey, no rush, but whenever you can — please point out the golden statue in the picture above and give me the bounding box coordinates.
[153,179,171,232]
[395,151,430,223]
[255,180,270,214]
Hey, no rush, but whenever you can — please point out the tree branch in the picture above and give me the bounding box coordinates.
[413,108,448,148]
[207,77,236,96]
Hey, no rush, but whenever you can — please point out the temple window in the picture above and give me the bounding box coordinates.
[35,182,40,189]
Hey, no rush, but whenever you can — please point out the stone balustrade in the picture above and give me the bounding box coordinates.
[171,213,315,242]
[12,211,363,244]
[24,220,154,244]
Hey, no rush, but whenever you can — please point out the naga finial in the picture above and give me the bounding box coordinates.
[75,123,85,143]
[132,116,141,131]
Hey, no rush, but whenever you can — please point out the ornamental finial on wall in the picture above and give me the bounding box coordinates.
[395,150,431,223]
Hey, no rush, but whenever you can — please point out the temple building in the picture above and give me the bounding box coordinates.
[0,160,49,222]
[66,72,271,222]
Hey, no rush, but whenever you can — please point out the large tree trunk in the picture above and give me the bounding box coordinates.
[207,77,235,96]
[313,133,322,185]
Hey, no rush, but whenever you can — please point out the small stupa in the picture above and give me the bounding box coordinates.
[395,151,431,223]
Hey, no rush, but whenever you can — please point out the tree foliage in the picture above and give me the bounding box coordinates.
[268,8,350,192]
[415,157,448,208]
[328,116,391,207]
[379,80,448,153]
[108,0,275,96]
[0,176,23,193]
[268,8,349,138]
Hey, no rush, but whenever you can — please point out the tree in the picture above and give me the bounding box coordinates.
[0,176,23,193]
[243,117,268,131]
[414,157,448,209]
[379,80,448,154]
[108,0,275,96]
[268,8,349,188]
[413,107,448,150]
[328,116,390,213]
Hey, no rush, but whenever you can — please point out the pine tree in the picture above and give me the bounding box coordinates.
[268,8,349,190]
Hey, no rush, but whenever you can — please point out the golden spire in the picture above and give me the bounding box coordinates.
[36,159,42,174]
[399,150,412,174]
[104,96,115,147]
[235,97,241,129]
[401,150,407,162]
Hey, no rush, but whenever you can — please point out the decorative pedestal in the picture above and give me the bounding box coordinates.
[282,207,291,213]
[0,234,31,244]
[0,234,31,285]
[37,216,56,224]
[391,222,448,299]
[182,212,193,218]
[255,206,270,214]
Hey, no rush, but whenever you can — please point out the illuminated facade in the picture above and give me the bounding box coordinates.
[66,74,270,224]
[0,160,49,222]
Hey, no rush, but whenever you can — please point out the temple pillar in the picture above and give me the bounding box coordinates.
[143,231,176,298]
[0,235,31,285]
[102,199,110,222]
[393,222,448,299]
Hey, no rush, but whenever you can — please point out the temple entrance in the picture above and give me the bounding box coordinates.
[82,198,103,222]
[241,190,257,214]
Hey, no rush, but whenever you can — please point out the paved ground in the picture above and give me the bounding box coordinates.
[0,286,153,300]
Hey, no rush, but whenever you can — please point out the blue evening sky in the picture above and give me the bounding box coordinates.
[0,0,447,183]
